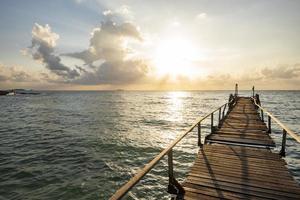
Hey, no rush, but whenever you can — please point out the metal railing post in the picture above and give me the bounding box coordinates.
[197,123,202,147]
[235,83,238,97]
[222,104,227,119]
[218,108,221,127]
[111,97,300,199]
[167,149,176,194]
[211,113,214,133]
[167,149,185,196]
[168,149,174,183]
[279,129,287,157]
[261,109,264,122]
[267,115,271,133]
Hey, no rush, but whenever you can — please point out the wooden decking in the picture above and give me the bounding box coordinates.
[206,97,275,147]
[110,94,300,200]
[182,97,300,199]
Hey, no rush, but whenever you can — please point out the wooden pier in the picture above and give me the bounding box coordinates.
[110,85,300,199]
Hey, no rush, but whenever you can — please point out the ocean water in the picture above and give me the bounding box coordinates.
[0,91,299,200]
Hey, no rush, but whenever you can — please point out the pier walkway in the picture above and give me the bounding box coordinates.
[183,97,300,199]
[110,86,300,199]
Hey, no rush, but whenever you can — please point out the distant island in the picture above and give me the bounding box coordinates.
[0,89,40,96]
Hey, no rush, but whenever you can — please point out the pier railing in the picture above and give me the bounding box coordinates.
[252,96,300,157]
[110,97,236,199]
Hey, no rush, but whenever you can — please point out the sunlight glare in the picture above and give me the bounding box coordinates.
[153,37,201,78]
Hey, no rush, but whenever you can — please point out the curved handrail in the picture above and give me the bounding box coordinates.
[110,101,231,200]
[252,97,300,143]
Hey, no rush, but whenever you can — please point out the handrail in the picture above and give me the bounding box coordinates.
[252,97,300,143]
[110,100,231,200]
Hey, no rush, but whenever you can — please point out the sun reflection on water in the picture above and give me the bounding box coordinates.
[159,91,189,142]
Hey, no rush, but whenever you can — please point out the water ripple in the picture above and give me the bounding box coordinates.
[0,91,299,199]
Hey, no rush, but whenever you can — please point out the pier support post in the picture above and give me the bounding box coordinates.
[197,123,202,147]
[279,129,287,157]
[211,113,214,133]
[267,116,271,133]
[261,110,264,122]
[167,149,185,196]
[235,83,238,97]
[222,104,227,119]
[168,149,174,184]
[218,108,221,127]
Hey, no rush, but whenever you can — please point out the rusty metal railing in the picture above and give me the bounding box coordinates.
[251,95,300,157]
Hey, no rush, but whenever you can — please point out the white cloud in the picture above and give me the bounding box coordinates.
[102,5,134,20]
[26,23,80,79]
[32,23,59,48]
[196,13,207,20]
[0,64,36,82]
[64,15,148,84]
[261,64,300,79]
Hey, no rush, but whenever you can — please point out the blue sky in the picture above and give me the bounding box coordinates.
[0,0,300,90]
[0,0,101,64]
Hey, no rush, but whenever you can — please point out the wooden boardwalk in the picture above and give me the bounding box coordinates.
[110,90,300,200]
[206,97,275,147]
[182,97,300,199]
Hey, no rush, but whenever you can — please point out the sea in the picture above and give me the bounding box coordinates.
[0,90,299,200]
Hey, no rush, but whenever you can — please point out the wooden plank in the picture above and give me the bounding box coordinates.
[182,97,300,199]
[218,127,268,133]
[191,162,291,178]
[187,172,300,193]
[222,122,266,127]
[183,183,267,200]
[185,178,300,199]
[187,171,300,190]
[220,125,268,131]
[189,165,292,182]
[217,128,268,133]
[203,146,281,159]
[215,130,269,136]
[210,133,271,140]
[184,192,221,200]
[196,153,287,166]
[207,135,275,146]
[193,159,289,172]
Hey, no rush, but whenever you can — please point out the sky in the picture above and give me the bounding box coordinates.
[0,0,299,90]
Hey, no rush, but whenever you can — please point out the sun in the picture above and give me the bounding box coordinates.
[153,37,201,78]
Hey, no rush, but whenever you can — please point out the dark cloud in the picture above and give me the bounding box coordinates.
[63,50,98,65]
[27,23,80,79]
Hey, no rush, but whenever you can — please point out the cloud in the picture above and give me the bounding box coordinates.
[84,20,142,63]
[0,74,8,82]
[103,5,134,20]
[0,64,35,82]
[196,13,207,20]
[261,64,300,79]
[74,60,148,85]
[24,8,147,86]
[65,15,148,85]
[27,23,80,79]
[10,70,32,82]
